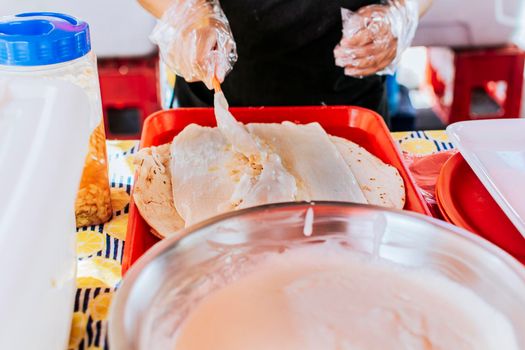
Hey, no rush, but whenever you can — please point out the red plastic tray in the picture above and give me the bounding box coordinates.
[123,106,430,274]
[436,153,525,263]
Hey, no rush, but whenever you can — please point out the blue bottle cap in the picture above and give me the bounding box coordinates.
[0,12,91,66]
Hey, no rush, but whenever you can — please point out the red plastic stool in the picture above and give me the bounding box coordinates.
[98,55,161,140]
[428,46,525,125]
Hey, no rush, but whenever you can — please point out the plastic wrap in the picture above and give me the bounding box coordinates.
[403,150,457,216]
[150,0,237,89]
[334,0,419,77]
[75,121,113,227]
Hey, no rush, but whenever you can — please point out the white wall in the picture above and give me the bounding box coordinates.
[0,0,156,58]
[414,0,525,48]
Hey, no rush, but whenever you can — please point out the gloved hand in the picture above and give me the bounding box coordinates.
[150,0,237,89]
[334,0,419,77]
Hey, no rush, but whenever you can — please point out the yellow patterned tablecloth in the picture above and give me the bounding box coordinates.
[69,131,452,350]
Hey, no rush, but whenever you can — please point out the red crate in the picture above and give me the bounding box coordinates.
[98,56,161,140]
[122,106,431,274]
[427,46,525,124]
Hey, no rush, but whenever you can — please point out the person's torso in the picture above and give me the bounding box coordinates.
[220,0,377,59]
[187,0,385,111]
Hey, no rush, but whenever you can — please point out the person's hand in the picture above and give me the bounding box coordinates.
[150,0,237,89]
[334,0,419,77]
[334,5,397,77]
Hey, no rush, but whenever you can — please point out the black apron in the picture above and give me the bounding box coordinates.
[175,0,388,123]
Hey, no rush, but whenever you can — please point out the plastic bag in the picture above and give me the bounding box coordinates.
[334,0,419,77]
[403,150,457,216]
[75,121,113,227]
[150,0,238,89]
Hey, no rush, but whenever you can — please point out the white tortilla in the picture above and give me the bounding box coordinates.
[214,91,259,156]
[132,144,184,239]
[247,122,367,204]
[170,124,240,226]
[169,123,296,227]
[133,125,406,239]
[331,136,405,209]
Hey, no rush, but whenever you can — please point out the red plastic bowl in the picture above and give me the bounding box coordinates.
[123,106,430,274]
[436,153,525,263]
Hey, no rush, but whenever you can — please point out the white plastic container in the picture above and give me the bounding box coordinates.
[0,12,113,227]
[0,77,91,349]
[447,119,525,236]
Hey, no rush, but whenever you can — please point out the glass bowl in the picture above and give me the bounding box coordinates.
[109,202,525,349]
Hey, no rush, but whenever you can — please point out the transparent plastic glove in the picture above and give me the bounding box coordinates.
[150,0,238,89]
[334,0,419,77]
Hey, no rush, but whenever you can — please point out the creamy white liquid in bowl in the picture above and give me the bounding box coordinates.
[173,244,518,350]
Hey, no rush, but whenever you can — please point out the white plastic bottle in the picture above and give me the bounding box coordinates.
[0,12,112,227]
[0,77,91,349]
[0,12,107,349]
